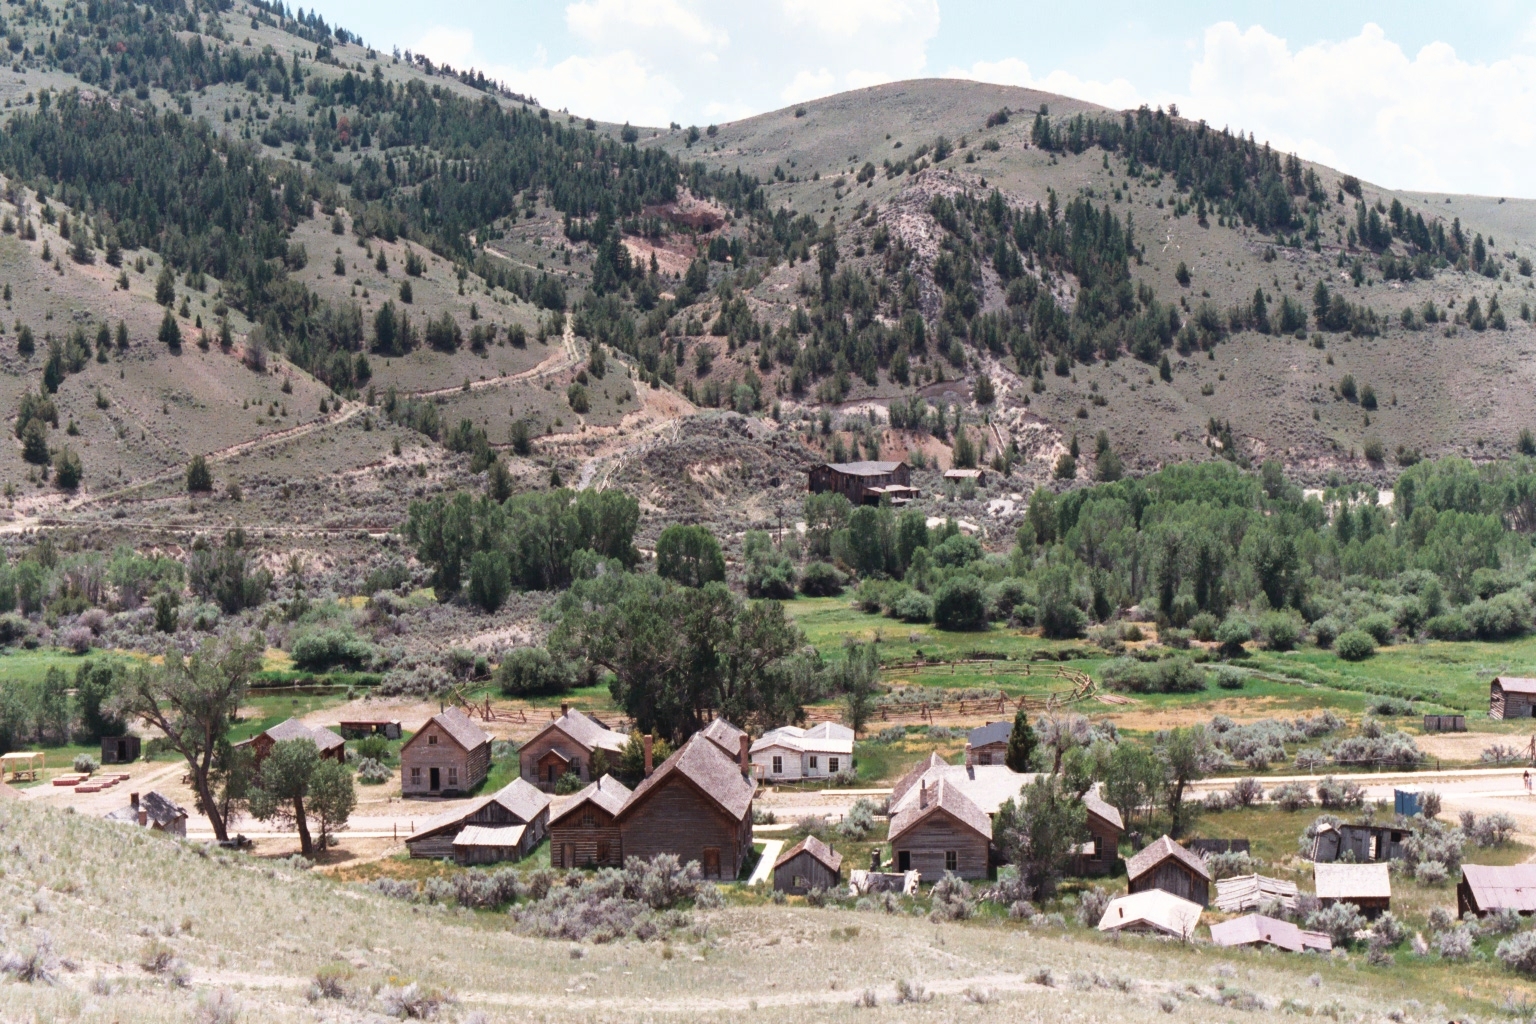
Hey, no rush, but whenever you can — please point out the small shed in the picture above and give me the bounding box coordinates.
[452,825,528,865]
[964,722,1011,766]
[1490,677,1536,719]
[1214,874,1298,914]
[1209,914,1331,953]
[944,468,986,485]
[1314,862,1391,917]
[774,835,843,895]
[1422,714,1466,733]
[1458,864,1536,918]
[1310,822,1407,863]
[339,720,402,740]
[105,791,188,837]
[406,778,550,861]
[1126,835,1211,907]
[1097,889,1203,938]
[101,735,140,765]
[1074,787,1125,876]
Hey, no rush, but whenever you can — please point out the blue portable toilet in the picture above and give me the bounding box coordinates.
[1394,788,1421,817]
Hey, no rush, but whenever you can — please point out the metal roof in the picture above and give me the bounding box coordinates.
[1097,889,1203,938]
[1314,861,1392,900]
[967,721,1012,747]
[453,825,526,848]
[1209,914,1331,953]
[1460,864,1536,912]
[824,461,903,475]
[1214,873,1299,913]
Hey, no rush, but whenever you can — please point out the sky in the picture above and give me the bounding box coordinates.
[309,1,1536,198]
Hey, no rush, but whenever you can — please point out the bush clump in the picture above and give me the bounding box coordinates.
[290,628,376,672]
[1102,657,1207,694]
[1333,630,1376,661]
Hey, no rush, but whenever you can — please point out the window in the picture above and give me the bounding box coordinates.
[771,755,783,775]
[410,767,421,783]
[945,850,957,871]
[828,757,839,773]
[582,811,594,827]
[428,734,437,745]
[448,767,458,786]
[808,755,819,771]
[977,752,992,765]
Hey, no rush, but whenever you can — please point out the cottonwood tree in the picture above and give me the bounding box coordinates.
[1159,725,1208,838]
[113,635,264,842]
[992,774,1087,901]
[249,738,356,857]
[834,642,880,737]
[655,524,726,588]
[1101,740,1161,831]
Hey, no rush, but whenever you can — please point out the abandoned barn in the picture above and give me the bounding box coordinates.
[1458,864,1536,917]
[400,707,493,797]
[1126,835,1211,906]
[1490,677,1536,719]
[1309,821,1408,863]
[549,774,632,870]
[1314,862,1391,916]
[807,461,917,505]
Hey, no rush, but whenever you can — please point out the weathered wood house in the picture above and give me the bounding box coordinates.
[400,708,493,797]
[105,791,188,838]
[1074,787,1125,876]
[887,776,993,880]
[1458,864,1536,917]
[615,733,756,880]
[774,835,843,895]
[1126,835,1211,907]
[549,774,632,869]
[1490,677,1536,719]
[1214,873,1299,914]
[1314,861,1391,916]
[101,735,140,765]
[240,717,347,767]
[964,722,1011,766]
[405,777,550,862]
[518,708,629,792]
[807,461,916,505]
[1309,821,1408,863]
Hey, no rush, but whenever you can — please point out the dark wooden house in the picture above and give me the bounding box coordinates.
[615,733,756,880]
[965,722,1011,766]
[1310,822,1408,863]
[400,707,493,797]
[1490,677,1536,719]
[519,708,630,792]
[807,461,915,505]
[1073,787,1125,876]
[405,777,550,862]
[774,835,843,895]
[101,735,140,765]
[549,774,632,869]
[1126,835,1211,906]
[887,775,992,880]
[1458,864,1536,918]
[240,717,347,768]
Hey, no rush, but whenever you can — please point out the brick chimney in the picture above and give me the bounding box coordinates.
[560,702,569,717]
[738,734,750,777]
[643,734,654,777]
[134,793,146,827]
[919,781,928,809]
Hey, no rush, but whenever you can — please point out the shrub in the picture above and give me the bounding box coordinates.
[1369,697,1414,716]
[1333,629,1376,661]
[290,628,376,672]
[1370,912,1406,948]
[1207,850,1258,880]
[929,872,974,921]
[1260,612,1300,651]
[1310,615,1343,649]
[1230,777,1264,807]
[186,455,213,493]
[72,754,98,774]
[1214,615,1253,656]
[1270,781,1313,811]
[1075,886,1111,926]
[1465,591,1532,640]
[1435,925,1475,961]
[1102,657,1207,694]
[1315,776,1365,810]
[799,561,845,597]
[1215,667,1245,690]
[1496,931,1536,974]
[1424,611,1472,641]
[1355,613,1393,645]
[1414,859,1448,885]
[1305,902,1366,946]
[932,575,988,631]
[497,647,576,698]
[355,758,391,784]
[890,590,933,623]
[1467,812,1517,847]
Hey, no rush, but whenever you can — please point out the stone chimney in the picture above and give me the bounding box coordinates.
[134,793,146,827]
[739,734,750,777]
[919,781,928,809]
[643,734,654,777]
[560,702,569,717]
[963,741,972,766]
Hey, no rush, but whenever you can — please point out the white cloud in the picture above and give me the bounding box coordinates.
[781,68,836,104]
[1173,22,1536,196]
[952,57,1145,111]
[566,0,728,53]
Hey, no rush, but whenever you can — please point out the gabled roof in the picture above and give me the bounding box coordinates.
[751,724,854,757]
[890,763,1032,819]
[1314,861,1391,900]
[803,722,854,740]
[545,709,630,755]
[824,461,903,476]
[406,778,551,843]
[105,791,186,828]
[891,751,947,805]
[1126,835,1211,883]
[453,824,526,848]
[403,707,492,755]
[1460,864,1536,912]
[1494,677,1536,695]
[618,734,755,823]
[888,776,992,844]
[698,717,748,757]
[549,774,632,827]
[1083,786,1124,832]
[1209,914,1331,953]
[967,721,1012,747]
[262,717,345,753]
[776,834,843,873]
[1097,889,1202,938]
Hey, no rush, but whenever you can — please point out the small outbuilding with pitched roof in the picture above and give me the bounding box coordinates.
[406,777,551,861]
[1458,864,1536,918]
[1314,861,1391,917]
[239,717,346,767]
[105,791,188,837]
[1097,889,1202,938]
[1126,835,1211,906]
[1209,914,1331,952]
[1491,677,1536,719]
[774,835,844,895]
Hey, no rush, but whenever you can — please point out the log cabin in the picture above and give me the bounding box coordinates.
[887,775,992,880]
[405,777,550,861]
[1126,835,1211,906]
[400,708,493,797]
[1073,787,1125,876]
[548,774,632,869]
[1490,677,1536,719]
[518,708,629,792]
[774,835,843,895]
[614,733,756,881]
[239,717,347,767]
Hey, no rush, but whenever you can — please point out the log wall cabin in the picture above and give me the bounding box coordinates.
[1126,835,1211,906]
[548,774,631,869]
[1490,677,1536,719]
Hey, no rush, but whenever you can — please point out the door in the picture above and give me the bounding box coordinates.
[429,767,440,791]
[897,850,911,872]
[117,740,129,762]
[562,843,574,868]
[702,847,721,878]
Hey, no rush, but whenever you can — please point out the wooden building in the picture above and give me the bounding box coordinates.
[400,707,493,797]
[1073,788,1125,876]
[1209,914,1331,953]
[339,720,402,740]
[943,468,986,486]
[1309,821,1408,863]
[240,717,347,767]
[1314,862,1391,916]
[519,708,629,792]
[1214,873,1299,914]
[807,461,916,505]
[105,791,188,837]
[751,722,854,781]
[887,776,993,880]
[101,735,140,765]
[549,774,632,869]
[615,733,756,880]
[1423,714,1466,733]
[1126,835,1211,907]
[1096,890,1203,938]
[405,778,550,861]
[774,835,844,895]
[1490,677,1536,719]
[1458,864,1536,918]
[964,722,1011,766]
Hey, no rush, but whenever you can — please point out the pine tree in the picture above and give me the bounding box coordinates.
[155,264,176,306]
[186,455,213,493]
[115,320,129,351]
[1004,706,1037,772]
[1158,353,1172,382]
[158,309,182,351]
